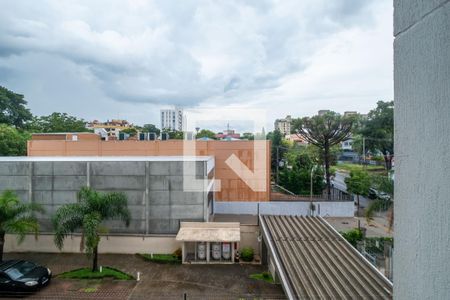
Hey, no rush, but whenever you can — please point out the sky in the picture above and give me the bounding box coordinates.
[0,0,393,132]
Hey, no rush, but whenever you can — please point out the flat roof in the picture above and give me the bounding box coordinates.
[176,222,240,242]
[0,156,214,162]
[260,215,393,300]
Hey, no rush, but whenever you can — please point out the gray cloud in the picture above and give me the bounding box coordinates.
[0,0,389,128]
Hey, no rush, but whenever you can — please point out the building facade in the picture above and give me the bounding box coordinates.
[274,115,292,135]
[26,139,271,202]
[86,119,132,139]
[161,107,184,131]
[0,156,214,235]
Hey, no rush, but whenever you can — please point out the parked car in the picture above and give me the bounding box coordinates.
[0,260,51,295]
[368,188,391,201]
[368,188,378,200]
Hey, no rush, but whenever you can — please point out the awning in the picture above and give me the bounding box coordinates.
[176,222,240,242]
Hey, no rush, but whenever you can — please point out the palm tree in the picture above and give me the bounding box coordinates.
[0,190,43,261]
[53,187,130,271]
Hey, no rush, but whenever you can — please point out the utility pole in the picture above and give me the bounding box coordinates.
[362,137,366,168]
[276,146,279,184]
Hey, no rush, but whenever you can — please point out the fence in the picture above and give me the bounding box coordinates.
[214,200,355,217]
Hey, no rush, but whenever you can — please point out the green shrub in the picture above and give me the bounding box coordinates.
[341,228,363,247]
[139,253,181,264]
[262,271,270,279]
[240,247,254,262]
[58,267,134,280]
[173,248,182,259]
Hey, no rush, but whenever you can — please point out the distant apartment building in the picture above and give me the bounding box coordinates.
[318,110,330,116]
[274,115,292,135]
[86,119,132,139]
[161,107,184,131]
[344,111,358,117]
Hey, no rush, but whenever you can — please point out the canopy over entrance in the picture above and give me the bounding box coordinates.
[176,222,240,242]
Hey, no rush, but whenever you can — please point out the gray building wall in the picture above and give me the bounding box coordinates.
[0,159,210,235]
[394,1,450,299]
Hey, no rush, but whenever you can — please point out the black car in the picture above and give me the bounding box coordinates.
[0,260,51,295]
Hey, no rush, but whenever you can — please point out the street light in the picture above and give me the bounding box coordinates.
[310,164,319,216]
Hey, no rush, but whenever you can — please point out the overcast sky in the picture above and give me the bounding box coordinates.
[0,0,393,132]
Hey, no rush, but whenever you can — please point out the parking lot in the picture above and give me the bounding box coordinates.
[3,253,285,299]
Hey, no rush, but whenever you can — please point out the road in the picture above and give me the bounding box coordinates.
[333,171,369,209]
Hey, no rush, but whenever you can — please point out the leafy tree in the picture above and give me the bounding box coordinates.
[345,170,371,216]
[241,132,255,140]
[53,187,130,271]
[120,127,137,137]
[29,112,89,133]
[162,130,184,140]
[0,190,44,261]
[142,124,160,136]
[267,130,288,174]
[0,124,30,156]
[366,175,394,229]
[0,86,32,128]
[358,101,394,170]
[292,112,354,198]
[341,228,363,247]
[196,129,216,139]
[279,150,325,195]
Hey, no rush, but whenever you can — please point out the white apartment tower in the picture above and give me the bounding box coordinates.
[274,115,292,135]
[161,107,184,131]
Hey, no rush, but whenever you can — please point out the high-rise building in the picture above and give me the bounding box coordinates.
[161,107,184,131]
[274,115,292,135]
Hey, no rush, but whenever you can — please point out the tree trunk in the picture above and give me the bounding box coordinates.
[324,144,331,199]
[0,231,5,262]
[384,153,393,171]
[92,246,98,272]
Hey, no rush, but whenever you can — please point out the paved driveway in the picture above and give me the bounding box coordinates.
[3,253,285,299]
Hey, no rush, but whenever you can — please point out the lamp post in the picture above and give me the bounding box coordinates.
[310,164,318,216]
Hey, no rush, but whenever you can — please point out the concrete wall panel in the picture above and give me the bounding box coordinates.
[52,162,86,175]
[0,176,29,190]
[90,175,145,190]
[90,161,145,176]
[0,162,30,175]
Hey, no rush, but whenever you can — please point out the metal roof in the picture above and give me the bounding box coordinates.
[176,222,240,242]
[260,215,393,300]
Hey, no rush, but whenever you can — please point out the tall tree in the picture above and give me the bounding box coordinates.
[0,124,30,156]
[359,101,394,170]
[366,175,394,229]
[196,129,216,139]
[279,150,325,195]
[345,170,371,216]
[142,124,161,136]
[0,190,43,261]
[29,112,89,133]
[241,132,255,140]
[292,112,354,198]
[0,86,32,128]
[53,187,130,271]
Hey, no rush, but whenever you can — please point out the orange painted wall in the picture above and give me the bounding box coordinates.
[27,140,271,202]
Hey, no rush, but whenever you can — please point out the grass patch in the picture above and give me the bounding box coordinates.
[334,163,385,173]
[58,267,134,280]
[139,253,181,264]
[250,272,275,284]
[83,287,98,293]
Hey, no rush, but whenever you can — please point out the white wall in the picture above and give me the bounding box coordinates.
[4,234,181,255]
[214,201,354,217]
[394,0,450,298]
